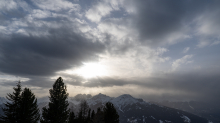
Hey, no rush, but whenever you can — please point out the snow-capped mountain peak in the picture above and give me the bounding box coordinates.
[72,94,92,101]
[87,93,113,106]
[111,94,146,107]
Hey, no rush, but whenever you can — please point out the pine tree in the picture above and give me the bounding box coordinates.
[80,100,89,118]
[68,111,75,123]
[0,81,22,123]
[41,77,70,123]
[91,110,95,119]
[91,110,95,121]
[103,102,119,123]
[76,110,83,123]
[86,108,91,122]
[93,107,104,123]
[18,88,40,123]
[77,100,89,123]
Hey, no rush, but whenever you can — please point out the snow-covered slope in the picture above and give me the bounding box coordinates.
[37,96,49,104]
[155,101,220,123]
[36,94,211,123]
[111,94,147,107]
[87,93,113,106]
[73,94,92,101]
[0,97,7,105]
[68,94,92,105]
[0,97,7,116]
[72,94,210,123]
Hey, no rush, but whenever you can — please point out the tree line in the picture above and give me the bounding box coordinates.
[0,77,119,123]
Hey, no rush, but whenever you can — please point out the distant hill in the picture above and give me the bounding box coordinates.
[154,101,220,123]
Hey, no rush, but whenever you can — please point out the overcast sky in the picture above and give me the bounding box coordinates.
[0,0,220,103]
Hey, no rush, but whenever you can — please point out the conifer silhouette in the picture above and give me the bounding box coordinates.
[41,77,69,123]
[103,102,119,123]
[18,88,40,123]
[0,81,22,123]
[68,111,76,123]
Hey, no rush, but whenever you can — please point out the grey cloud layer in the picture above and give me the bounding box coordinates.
[65,70,220,103]
[0,0,106,77]
[92,0,220,47]
[0,27,105,76]
[38,68,220,103]
[134,0,219,46]
[0,0,220,104]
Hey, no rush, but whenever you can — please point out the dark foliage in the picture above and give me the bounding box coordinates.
[18,88,40,123]
[76,100,90,123]
[91,110,95,120]
[0,82,40,123]
[41,77,70,123]
[93,107,104,123]
[103,102,119,123]
[80,100,89,118]
[68,111,76,123]
[0,81,22,123]
[86,108,91,122]
[0,77,121,123]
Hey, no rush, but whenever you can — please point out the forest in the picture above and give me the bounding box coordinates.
[0,77,119,123]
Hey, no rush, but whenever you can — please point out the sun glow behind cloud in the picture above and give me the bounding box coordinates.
[60,62,108,78]
[76,63,107,78]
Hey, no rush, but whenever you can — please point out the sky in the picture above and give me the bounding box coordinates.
[0,0,220,104]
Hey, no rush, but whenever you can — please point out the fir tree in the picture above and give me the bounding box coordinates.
[0,81,22,123]
[86,108,91,122]
[103,102,119,123]
[76,110,83,123]
[18,88,40,123]
[41,77,70,123]
[80,100,89,118]
[68,111,75,123]
[77,100,89,123]
[91,110,95,121]
[93,107,104,123]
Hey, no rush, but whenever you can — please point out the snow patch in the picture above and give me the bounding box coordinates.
[159,120,164,123]
[151,116,156,119]
[165,120,172,123]
[188,102,194,110]
[127,118,138,123]
[181,115,191,123]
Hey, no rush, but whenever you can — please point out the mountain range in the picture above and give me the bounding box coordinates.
[0,94,217,123]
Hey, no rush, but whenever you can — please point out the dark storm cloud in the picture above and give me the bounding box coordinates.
[0,27,105,76]
[24,77,55,88]
[131,0,220,46]
[0,0,105,90]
